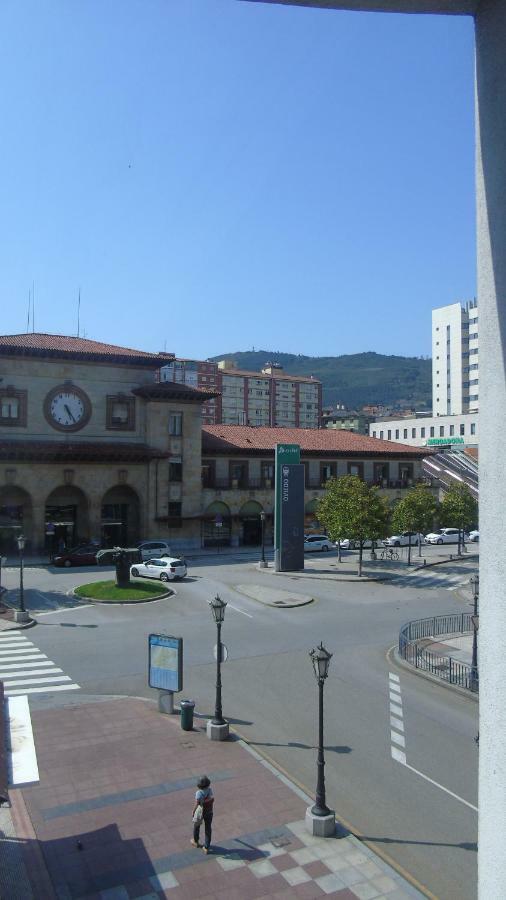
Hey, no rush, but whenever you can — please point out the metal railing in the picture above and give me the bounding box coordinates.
[399,613,477,692]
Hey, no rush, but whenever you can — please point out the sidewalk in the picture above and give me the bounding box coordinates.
[1,696,428,899]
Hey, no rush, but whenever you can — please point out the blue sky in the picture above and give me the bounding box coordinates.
[0,1,475,360]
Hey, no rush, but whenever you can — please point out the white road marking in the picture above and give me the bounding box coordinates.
[227,604,253,618]
[391,747,407,765]
[404,762,478,812]
[390,715,404,732]
[389,682,401,694]
[388,673,400,683]
[0,661,58,670]
[390,702,403,716]
[0,642,33,649]
[4,675,72,687]
[37,604,94,616]
[0,667,63,679]
[0,654,47,662]
[6,684,81,696]
[389,671,406,764]
[389,691,401,703]
[391,730,406,748]
[0,630,21,636]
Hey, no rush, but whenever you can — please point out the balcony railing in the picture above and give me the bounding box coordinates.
[202,478,274,490]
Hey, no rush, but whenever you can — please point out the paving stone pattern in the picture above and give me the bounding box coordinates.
[9,698,425,899]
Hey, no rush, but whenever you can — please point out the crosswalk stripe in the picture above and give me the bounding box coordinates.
[0,654,47,663]
[0,667,63,679]
[0,631,21,637]
[0,646,36,653]
[5,684,80,696]
[0,661,57,670]
[3,675,72,687]
[0,642,33,649]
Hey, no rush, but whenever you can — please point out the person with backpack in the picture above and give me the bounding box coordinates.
[191,775,214,853]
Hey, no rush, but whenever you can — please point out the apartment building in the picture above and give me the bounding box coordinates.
[432,300,479,416]
[369,412,479,448]
[160,358,322,429]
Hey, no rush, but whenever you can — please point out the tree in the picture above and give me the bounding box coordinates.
[439,483,478,555]
[391,485,439,563]
[317,475,390,576]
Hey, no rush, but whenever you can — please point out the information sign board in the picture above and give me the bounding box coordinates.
[148,634,183,692]
[279,463,305,571]
[274,444,300,552]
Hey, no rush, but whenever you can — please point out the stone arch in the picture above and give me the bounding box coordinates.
[101,485,141,548]
[45,485,90,553]
[202,501,231,548]
[0,485,33,555]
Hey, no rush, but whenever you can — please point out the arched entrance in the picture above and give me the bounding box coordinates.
[304,498,320,534]
[101,485,141,548]
[238,500,263,546]
[202,501,231,548]
[0,486,33,554]
[45,485,89,554]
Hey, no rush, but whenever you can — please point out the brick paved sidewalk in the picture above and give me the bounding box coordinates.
[4,697,427,899]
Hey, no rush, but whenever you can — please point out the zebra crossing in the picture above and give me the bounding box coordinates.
[387,568,474,591]
[0,630,80,696]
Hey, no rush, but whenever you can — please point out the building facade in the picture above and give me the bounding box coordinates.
[432,300,479,416]
[369,412,479,448]
[0,334,216,555]
[160,358,322,429]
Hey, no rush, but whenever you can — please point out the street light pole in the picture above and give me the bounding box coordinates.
[259,511,267,568]
[15,534,29,624]
[470,574,479,692]
[207,594,229,741]
[306,643,335,837]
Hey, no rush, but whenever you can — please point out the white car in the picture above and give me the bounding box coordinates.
[468,530,479,542]
[424,528,465,545]
[130,557,187,581]
[304,535,334,552]
[337,538,377,550]
[383,531,424,547]
[137,540,172,560]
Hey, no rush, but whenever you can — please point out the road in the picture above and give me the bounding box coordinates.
[1,550,479,898]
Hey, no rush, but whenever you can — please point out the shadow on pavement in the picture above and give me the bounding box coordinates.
[249,739,352,755]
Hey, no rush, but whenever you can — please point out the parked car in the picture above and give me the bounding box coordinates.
[424,528,466,545]
[468,530,480,542]
[137,540,172,560]
[130,557,187,582]
[303,535,334,552]
[383,531,424,547]
[337,538,377,550]
[53,543,100,567]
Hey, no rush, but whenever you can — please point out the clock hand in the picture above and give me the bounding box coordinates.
[64,404,76,422]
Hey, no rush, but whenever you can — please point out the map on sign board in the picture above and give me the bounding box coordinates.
[148,634,183,692]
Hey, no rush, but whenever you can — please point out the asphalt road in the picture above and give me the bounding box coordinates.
[1,551,479,898]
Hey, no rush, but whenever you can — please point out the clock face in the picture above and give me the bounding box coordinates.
[44,385,91,432]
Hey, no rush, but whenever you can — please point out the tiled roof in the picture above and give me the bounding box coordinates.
[0,333,175,366]
[0,441,168,462]
[132,383,219,403]
[202,424,425,457]
[219,367,320,384]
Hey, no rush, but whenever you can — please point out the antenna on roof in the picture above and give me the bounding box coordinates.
[32,281,35,332]
[77,288,81,336]
[26,287,31,332]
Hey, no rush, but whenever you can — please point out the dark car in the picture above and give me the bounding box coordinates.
[53,544,100,567]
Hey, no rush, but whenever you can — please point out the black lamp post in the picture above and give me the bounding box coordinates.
[259,511,267,567]
[470,574,479,691]
[309,642,333,817]
[15,533,29,623]
[209,594,227,725]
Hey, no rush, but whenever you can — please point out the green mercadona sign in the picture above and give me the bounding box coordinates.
[426,437,465,446]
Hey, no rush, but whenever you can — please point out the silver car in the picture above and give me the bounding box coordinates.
[130,557,187,581]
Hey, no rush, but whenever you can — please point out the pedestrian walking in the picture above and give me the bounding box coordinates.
[191,775,214,853]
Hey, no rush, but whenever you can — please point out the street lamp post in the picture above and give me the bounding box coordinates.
[470,574,479,692]
[306,642,336,837]
[259,511,267,568]
[206,594,229,741]
[15,534,30,624]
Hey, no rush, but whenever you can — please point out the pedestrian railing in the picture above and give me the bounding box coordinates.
[399,613,477,692]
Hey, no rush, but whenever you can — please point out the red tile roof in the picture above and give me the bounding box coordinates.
[0,441,168,462]
[202,425,426,457]
[0,333,175,366]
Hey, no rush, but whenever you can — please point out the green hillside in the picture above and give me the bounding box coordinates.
[209,350,432,410]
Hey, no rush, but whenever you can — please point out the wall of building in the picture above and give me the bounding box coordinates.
[369,413,479,448]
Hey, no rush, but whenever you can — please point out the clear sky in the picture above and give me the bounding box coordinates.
[0,0,475,361]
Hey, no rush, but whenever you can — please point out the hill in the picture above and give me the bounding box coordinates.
[209,350,432,410]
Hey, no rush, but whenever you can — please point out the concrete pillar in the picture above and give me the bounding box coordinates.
[475,2,506,896]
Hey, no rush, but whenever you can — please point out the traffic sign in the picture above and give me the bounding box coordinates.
[213,643,228,662]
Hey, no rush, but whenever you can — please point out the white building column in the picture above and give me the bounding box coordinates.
[475,1,506,896]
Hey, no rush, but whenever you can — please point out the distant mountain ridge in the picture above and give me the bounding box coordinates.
[208,350,432,410]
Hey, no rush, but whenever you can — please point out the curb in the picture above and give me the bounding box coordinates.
[386,645,479,702]
[70,587,174,605]
[413,552,479,573]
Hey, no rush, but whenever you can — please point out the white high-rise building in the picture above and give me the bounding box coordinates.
[432,300,479,416]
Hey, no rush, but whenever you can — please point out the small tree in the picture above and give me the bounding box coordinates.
[317,475,390,576]
[440,483,478,555]
[391,485,439,562]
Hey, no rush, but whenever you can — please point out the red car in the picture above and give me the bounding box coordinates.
[52,544,100,567]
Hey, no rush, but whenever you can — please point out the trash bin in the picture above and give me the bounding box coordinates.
[180,699,195,731]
